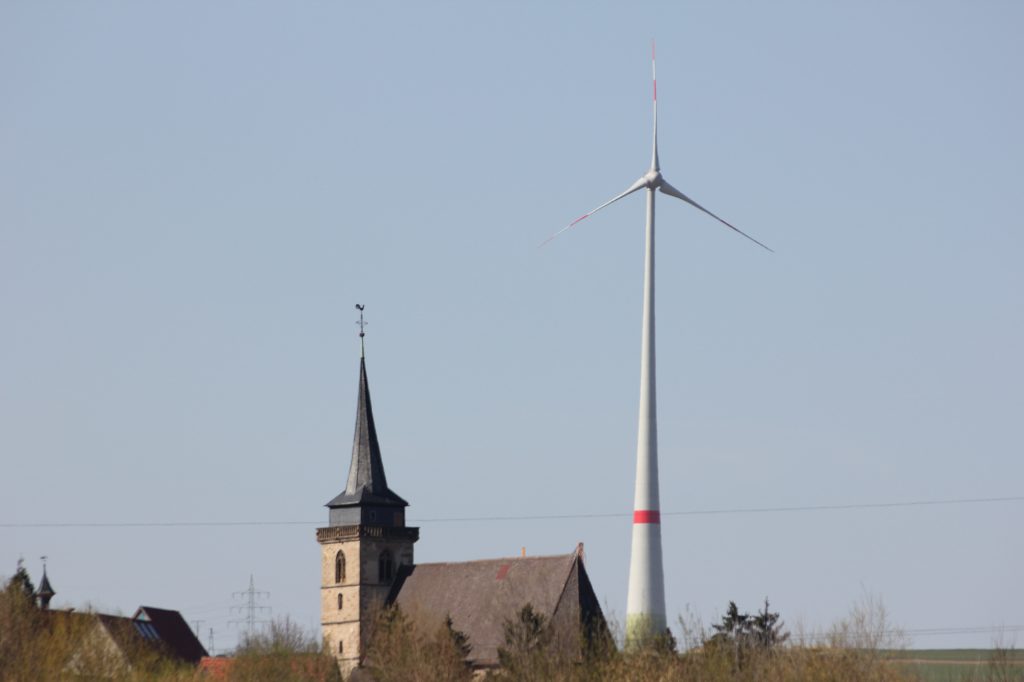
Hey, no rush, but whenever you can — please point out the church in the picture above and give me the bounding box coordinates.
[316,333,608,675]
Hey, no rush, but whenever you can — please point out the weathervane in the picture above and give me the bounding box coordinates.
[355,304,367,357]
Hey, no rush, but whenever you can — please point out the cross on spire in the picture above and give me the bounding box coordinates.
[355,304,367,357]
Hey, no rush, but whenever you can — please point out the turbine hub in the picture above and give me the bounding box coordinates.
[643,169,662,188]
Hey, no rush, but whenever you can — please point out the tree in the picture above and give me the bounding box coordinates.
[750,598,789,649]
[711,601,750,642]
[364,606,473,682]
[7,559,35,602]
[230,617,341,682]
[442,614,471,661]
[427,615,473,681]
[708,599,789,671]
[364,605,417,681]
[496,604,553,680]
[710,599,788,651]
[652,627,677,655]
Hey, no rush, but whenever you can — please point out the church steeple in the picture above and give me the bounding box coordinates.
[325,309,408,526]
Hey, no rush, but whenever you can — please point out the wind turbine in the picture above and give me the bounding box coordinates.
[543,44,771,647]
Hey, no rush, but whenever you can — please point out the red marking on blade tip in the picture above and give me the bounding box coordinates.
[633,510,661,524]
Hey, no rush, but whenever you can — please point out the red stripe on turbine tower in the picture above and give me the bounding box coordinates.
[633,510,661,524]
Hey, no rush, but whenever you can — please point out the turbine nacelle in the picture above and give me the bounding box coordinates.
[642,169,663,189]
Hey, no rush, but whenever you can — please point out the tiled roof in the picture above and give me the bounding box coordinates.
[134,606,208,664]
[388,548,606,666]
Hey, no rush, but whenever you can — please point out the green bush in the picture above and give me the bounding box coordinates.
[226,617,340,682]
[363,605,473,682]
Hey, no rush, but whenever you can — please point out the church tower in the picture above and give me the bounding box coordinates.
[317,322,417,674]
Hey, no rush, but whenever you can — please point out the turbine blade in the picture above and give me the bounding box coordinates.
[659,180,773,252]
[539,176,648,248]
[651,40,659,171]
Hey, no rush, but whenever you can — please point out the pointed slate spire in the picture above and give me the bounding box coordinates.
[326,354,407,511]
[36,562,55,610]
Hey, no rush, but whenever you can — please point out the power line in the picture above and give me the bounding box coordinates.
[902,625,1024,636]
[0,495,1020,529]
[420,495,1024,523]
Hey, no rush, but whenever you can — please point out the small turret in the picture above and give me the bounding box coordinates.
[36,559,55,610]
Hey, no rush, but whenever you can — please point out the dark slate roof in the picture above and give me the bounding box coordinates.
[91,610,205,666]
[94,614,149,658]
[326,357,407,509]
[39,609,206,667]
[133,606,209,664]
[387,547,607,667]
[36,568,55,597]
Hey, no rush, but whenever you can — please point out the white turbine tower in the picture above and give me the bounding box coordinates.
[544,44,771,647]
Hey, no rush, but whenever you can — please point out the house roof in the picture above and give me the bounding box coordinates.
[101,614,167,661]
[82,607,207,666]
[387,547,606,667]
[198,656,232,679]
[133,606,208,664]
[39,605,206,668]
[326,356,407,509]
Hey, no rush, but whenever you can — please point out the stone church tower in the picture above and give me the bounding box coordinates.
[317,347,418,674]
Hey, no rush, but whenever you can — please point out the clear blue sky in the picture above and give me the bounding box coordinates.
[2,1,1022,653]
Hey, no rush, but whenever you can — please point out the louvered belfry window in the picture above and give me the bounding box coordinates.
[379,550,394,582]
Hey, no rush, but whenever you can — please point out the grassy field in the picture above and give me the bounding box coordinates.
[887,649,1024,682]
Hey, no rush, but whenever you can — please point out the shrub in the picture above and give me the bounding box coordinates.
[226,617,340,682]
[363,605,472,682]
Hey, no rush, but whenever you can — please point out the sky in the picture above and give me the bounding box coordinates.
[2,1,1022,654]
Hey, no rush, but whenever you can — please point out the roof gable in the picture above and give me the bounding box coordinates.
[132,606,208,664]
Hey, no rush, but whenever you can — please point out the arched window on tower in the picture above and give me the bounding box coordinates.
[335,551,346,584]
[378,549,394,582]
[337,593,343,610]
